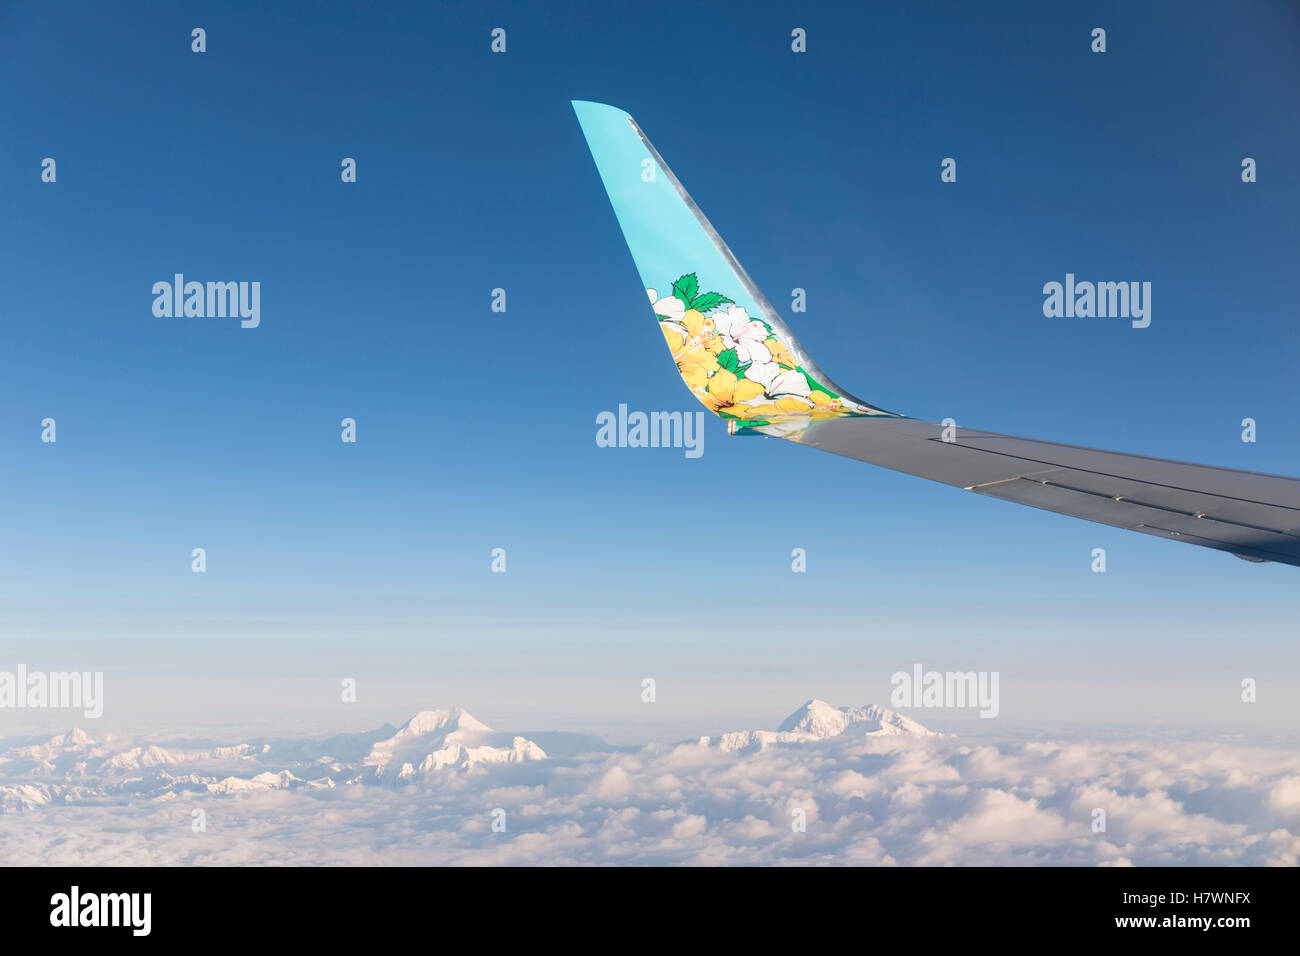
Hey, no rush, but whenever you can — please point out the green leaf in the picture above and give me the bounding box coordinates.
[717,348,740,374]
[672,273,699,304]
[799,368,839,399]
[688,291,733,313]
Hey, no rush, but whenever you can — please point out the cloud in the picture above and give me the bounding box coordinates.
[0,701,1297,865]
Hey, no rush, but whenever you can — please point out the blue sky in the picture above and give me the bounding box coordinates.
[1,1,1298,735]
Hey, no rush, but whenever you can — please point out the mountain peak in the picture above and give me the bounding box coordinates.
[699,699,937,754]
[362,707,548,778]
[777,699,936,738]
[49,728,94,748]
[396,707,491,739]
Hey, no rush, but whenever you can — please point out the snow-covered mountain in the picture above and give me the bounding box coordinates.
[361,708,547,781]
[0,706,553,809]
[1,727,261,778]
[778,699,937,738]
[206,770,334,795]
[363,707,492,766]
[699,699,937,754]
[0,701,934,810]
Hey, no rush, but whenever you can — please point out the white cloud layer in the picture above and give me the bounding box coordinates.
[1,700,1298,866]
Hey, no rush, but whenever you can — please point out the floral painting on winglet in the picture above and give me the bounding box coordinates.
[649,273,875,425]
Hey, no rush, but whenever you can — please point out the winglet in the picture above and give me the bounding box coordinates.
[573,100,896,427]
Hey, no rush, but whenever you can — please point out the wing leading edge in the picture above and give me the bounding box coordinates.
[572,100,1300,567]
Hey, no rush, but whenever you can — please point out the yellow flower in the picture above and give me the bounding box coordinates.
[809,390,836,408]
[707,369,738,403]
[733,379,766,402]
[678,361,709,389]
[765,337,795,368]
[677,341,720,373]
[776,396,815,412]
[677,320,724,362]
[661,324,687,351]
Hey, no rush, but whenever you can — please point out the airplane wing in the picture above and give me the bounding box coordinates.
[572,100,1300,567]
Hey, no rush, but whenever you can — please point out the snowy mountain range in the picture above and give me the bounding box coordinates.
[0,700,930,811]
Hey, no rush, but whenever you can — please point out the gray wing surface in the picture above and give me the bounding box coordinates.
[782,416,1300,566]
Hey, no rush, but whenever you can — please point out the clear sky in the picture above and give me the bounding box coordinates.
[2,1,1298,739]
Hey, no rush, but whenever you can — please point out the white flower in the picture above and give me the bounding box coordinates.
[765,369,813,398]
[736,335,771,366]
[744,361,780,387]
[713,305,751,340]
[714,305,771,365]
[651,294,686,322]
